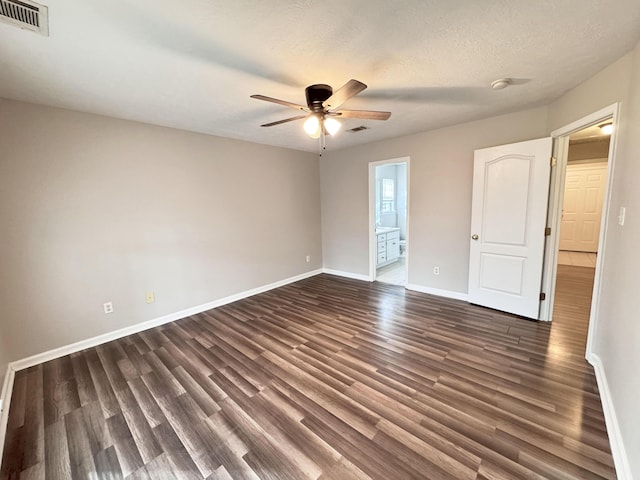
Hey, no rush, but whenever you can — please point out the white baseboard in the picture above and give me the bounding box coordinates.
[9,268,322,372]
[319,273,470,304]
[322,268,371,282]
[0,268,322,463]
[587,352,631,479]
[405,283,469,302]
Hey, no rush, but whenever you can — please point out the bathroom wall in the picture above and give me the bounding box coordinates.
[375,164,398,227]
[374,162,408,236]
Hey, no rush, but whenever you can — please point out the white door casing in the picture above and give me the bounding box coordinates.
[559,162,607,253]
[468,138,552,319]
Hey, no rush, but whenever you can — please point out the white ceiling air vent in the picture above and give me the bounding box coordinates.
[347,126,369,133]
[0,0,48,35]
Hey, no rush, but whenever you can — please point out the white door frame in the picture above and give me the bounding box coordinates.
[368,156,410,281]
[539,103,620,357]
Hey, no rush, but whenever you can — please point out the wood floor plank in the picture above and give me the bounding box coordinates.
[1,267,617,479]
[219,399,311,480]
[317,457,370,480]
[21,366,45,470]
[44,420,71,479]
[112,386,162,464]
[70,353,99,406]
[78,401,113,456]
[84,349,121,419]
[16,461,44,480]
[106,412,145,477]
[64,408,98,479]
[202,411,260,480]
[93,445,123,480]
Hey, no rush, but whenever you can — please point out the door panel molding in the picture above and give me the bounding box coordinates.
[468,137,552,319]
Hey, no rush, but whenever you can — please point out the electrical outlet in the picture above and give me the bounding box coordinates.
[306,255,311,263]
[433,266,440,276]
[146,292,155,304]
[103,302,113,314]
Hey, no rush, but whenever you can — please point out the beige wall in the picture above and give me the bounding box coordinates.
[0,99,322,383]
[0,343,7,393]
[320,107,548,293]
[547,53,633,132]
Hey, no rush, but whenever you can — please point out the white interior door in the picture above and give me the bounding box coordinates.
[468,138,552,319]
[559,162,607,252]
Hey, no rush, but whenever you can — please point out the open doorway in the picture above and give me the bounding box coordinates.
[558,124,610,267]
[552,121,610,348]
[369,158,409,285]
[540,104,619,360]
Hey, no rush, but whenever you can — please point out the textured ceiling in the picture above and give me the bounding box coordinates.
[1,0,639,153]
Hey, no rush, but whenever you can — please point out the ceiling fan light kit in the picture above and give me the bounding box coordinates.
[251,79,391,144]
[303,115,321,138]
[323,117,341,136]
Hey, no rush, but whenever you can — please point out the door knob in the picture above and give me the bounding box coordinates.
[471,234,479,240]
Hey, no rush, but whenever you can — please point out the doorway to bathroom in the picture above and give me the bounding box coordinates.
[369,157,409,285]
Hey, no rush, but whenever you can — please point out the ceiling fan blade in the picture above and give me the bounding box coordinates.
[334,109,391,120]
[260,115,309,127]
[250,95,308,112]
[323,79,367,110]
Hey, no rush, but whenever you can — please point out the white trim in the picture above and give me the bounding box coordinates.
[405,283,469,302]
[0,268,323,462]
[322,268,371,282]
[539,134,570,322]
[368,162,377,282]
[585,107,619,356]
[587,353,632,479]
[0,365,16,469]
[550,104,619,137]
[8,268,323,372]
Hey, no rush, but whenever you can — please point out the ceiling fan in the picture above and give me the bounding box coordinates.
[250,79,391,139]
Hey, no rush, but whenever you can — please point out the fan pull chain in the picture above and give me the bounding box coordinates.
[318,130,327,156]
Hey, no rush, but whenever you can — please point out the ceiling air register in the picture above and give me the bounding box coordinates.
[0,0,48,35]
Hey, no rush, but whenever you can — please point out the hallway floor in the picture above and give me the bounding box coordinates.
[558,251,597,267]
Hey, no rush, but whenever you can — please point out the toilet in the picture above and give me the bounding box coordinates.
[399,239,407,257]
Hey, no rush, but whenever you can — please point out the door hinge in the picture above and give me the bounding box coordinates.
[550,156,557,167]
[540,292,546,301]
[545,227,551,236]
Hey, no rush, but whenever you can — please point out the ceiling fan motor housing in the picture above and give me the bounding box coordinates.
[306,84,333,112]
[251,79,390,131]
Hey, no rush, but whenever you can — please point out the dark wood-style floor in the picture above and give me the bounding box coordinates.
[1,265,615,479]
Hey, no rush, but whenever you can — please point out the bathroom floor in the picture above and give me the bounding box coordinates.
[376,257,406,285]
